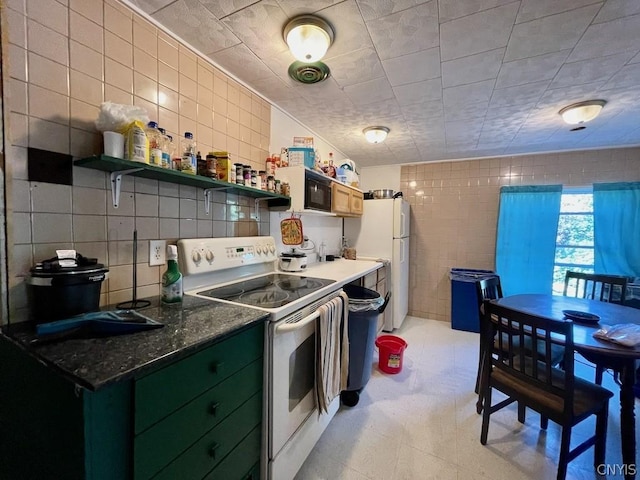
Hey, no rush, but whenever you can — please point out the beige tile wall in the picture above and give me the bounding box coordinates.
[2,0,273,322]
[402,147,640,322]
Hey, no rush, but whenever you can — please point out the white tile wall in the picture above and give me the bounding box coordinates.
[3,0,273,322]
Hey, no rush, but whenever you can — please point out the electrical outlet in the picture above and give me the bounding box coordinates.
[149,240,166,266]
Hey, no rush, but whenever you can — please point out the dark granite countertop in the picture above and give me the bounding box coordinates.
[1,296,268,391]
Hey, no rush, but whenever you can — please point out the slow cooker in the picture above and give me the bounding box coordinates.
[26,255,108,323]
[278,251,307,272]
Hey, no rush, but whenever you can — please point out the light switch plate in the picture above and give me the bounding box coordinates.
[149,240,166,266]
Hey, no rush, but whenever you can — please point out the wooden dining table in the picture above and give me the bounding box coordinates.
[494,294,640,479]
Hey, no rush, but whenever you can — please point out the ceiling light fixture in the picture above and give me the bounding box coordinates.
[558,100,607,125]
[363,126,390,144]
[284,15,334,63]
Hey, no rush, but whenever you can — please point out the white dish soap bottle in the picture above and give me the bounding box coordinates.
[161,245,183,304]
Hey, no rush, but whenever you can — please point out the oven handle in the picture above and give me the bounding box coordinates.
[275,310,320,333]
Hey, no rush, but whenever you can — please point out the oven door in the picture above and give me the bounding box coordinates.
[304,171,332,212]
[269,310,318,457]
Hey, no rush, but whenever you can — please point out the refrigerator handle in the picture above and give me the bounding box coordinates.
[400,238,405,263]
[400,212,406,237]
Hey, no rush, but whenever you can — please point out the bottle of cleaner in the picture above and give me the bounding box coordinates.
[161,245,183,304]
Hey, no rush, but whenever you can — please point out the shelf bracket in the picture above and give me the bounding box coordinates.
[254,196,279,235]
[203,186,233,215]
[110,168,143,208]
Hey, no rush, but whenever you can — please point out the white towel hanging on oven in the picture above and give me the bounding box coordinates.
[316,293,349,414]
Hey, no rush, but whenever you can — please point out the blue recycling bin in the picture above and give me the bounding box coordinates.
[450,268,497,333]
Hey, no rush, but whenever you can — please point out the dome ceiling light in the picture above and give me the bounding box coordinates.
[284,15,334,63]
[559,100,607,125]
[363,126,390,144]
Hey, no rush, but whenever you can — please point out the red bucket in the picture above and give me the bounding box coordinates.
[375,335,408,374]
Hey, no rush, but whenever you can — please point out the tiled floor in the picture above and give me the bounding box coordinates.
[296,316,637,480]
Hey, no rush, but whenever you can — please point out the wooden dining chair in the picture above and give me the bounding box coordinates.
[563,271,628,305]
[563,271,629,384]
[474,276,503,411]
[479,301,613,480]
[475,276,563,418]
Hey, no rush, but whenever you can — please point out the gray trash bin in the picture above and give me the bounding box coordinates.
[340,284,390,407]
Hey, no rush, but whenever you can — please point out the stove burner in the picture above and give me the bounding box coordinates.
[239,290,290,308]
[197,273,336,309]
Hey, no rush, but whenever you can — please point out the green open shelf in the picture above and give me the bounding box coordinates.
[75,155,291,208]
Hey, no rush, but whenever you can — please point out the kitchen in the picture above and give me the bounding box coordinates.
[1,0,640,479]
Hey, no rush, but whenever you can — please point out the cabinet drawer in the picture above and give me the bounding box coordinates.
[134,359,263,480]
[377,267,386,283]
[202,427,261,480]
[152,392,262,480]
[363,272,377,289]
[135,323,264,434]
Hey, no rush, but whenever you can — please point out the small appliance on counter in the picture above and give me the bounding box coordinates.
[279,249,308,272]
[26,251,108,323]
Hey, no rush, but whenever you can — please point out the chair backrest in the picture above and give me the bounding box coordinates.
[563,271,628,304]
[482,300,575,416]
[476,276,503,305]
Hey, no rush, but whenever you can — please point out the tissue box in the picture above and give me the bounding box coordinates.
[288,147,315,168]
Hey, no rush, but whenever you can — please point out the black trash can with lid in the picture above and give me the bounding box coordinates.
[26,254,109,323]
[449,268,497,333]
[341,283,390,407]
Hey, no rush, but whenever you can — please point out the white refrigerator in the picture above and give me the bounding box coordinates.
[344,198,410,331]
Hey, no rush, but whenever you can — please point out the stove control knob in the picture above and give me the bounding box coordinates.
[205,250,214,263]
[256,246,262,255]
[269,245,275,254]
[192,250,202,264]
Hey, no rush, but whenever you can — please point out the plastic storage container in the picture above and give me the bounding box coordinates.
[340,283,390,407]
[450,268,497,333]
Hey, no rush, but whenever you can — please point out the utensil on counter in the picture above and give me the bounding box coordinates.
[116,230,151,310]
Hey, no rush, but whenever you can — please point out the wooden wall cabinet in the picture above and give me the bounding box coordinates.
[331,183,363,217]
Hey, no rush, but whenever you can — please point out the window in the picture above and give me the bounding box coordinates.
[552,188,594,295]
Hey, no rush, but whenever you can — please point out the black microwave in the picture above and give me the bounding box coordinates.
[304,169,332,212]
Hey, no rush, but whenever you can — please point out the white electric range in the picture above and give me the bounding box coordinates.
[177,236,343,480]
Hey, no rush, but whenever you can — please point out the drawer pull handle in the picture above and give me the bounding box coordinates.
[208,442,220,459]
[209,361,224,373]
[209,401,220,415]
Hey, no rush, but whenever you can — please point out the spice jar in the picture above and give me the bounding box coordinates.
[259,170,267,190]
[266,156,276,176]
[243,165,251,187]
[251,169,258,188]
[205,153,216,178]
[267,175,275,193]
[235,163,244,184]
[275,179,282,195]
[281,181,290,197]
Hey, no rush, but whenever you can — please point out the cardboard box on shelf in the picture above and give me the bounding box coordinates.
[288,147,315,169]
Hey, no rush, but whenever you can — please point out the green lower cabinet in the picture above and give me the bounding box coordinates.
[0,337,131,480]
[134,359,263,479]
[151,392,262,480]
[203,427,262,480]
[0,323,264,480]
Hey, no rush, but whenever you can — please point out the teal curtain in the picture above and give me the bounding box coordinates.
[593,182,640,277]
[496,185,562,296]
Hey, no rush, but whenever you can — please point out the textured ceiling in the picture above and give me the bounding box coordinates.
[127,0,640,167]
